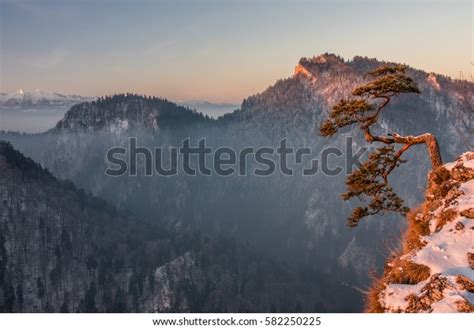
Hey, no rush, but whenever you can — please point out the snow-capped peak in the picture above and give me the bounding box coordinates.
[0,89,94,106]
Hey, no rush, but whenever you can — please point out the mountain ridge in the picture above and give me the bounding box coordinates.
[0,89,94,108]
[30,53,473,143]
[52,94,214,133]
[1,141,350,312]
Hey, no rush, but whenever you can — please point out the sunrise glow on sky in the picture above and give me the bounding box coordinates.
[1,0,472,103]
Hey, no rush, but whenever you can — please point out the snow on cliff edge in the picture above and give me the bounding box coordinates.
[376,152,474,313]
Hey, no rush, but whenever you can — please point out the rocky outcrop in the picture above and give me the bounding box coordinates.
[369,152,474,313]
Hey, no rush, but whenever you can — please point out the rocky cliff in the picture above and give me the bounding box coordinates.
[369,152,474,312]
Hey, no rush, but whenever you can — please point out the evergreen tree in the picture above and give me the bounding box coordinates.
[320,65,443,227]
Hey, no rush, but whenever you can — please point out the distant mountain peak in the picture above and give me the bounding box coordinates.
[292,53,362,85]
[294,53,347,77]
[302,53,345,64]
[53,93,213,133]
[0,89,94,107]
[239,53,473,158]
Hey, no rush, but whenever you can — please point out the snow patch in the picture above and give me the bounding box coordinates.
[379,152,474,313]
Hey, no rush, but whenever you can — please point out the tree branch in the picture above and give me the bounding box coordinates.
[382,143,411,182]
[361,126,443,169]
[359,95,390,124]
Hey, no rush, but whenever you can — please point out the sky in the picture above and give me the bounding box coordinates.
[0,0,472,103]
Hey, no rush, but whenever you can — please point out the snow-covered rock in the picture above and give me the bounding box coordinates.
[374,152,474,313]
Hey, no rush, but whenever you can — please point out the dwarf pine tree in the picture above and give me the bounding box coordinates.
[320,65,443,227]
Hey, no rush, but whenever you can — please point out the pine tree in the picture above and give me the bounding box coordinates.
[320,65,443,227]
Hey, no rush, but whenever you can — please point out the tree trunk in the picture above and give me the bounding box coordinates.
[423,134,443,169]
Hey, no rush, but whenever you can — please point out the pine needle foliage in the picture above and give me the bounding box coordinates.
[319,65,442,227]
